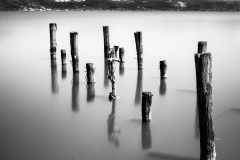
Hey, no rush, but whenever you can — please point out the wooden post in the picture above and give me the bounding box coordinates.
[142,92,153,122]
[51,59,59,94]
[104,58,109,88]
[108,49,120,99]
[86,63,95,84]
[198,41,207,54]
[119,47,125,62]
[49,23,57,59]
[72,73,79,111]
[160,60,167,79]
[134,31,143,70]
[61,49,67,65]
[70,32,79,73]
[142,122,152,149]
[114,46,119,58]
[87,84,95,102]
[195,52,216,160]
[103,26,110,58]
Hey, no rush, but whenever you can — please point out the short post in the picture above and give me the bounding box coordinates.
[86,63,95,84]
[108,49,120,99]
[49,23,57,59]
[160,60,167,79]
[142,92,153,122]
[70,32,79,73]
[195,52,216,160]
[61,49,67,65]
[103,26,110,58]
[198,41,207,54]
[119,47,125,62]
[134,31,143,70]
[114,46,119,58]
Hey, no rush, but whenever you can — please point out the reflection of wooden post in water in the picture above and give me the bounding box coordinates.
[134,31,143,70]
[104,58,109,88]
[114,46,119,58]
[142,92,153,122]
[86,63,95,84]
[103,26,110,58]
[107,99,120,147]
[51,59,58,94]
[87,84,95,102]
[119,47,125,62]
[72,73,79,111]
[61,49,67,79]
[160,60,167,79]
[142,122,152,149]
[49,23,57,59]
[159,79,166,95]
[195,52,216,160]
[119,62,124,76]
[108,49,120,99]
[70,32,79,73]
[135,70,143,105]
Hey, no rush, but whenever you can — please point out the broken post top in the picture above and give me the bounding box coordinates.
[198,41,207,54]
[49,23,57,30]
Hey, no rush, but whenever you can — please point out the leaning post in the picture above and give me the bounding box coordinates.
[49,23,57,59]
[195,51,216,160]
[134,31,143,70]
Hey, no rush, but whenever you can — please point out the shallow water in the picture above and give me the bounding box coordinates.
[0,11,240,160]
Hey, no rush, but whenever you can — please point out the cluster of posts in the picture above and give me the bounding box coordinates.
[50,23,216,159]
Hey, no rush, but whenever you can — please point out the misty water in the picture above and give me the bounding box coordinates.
[0,11,240,160]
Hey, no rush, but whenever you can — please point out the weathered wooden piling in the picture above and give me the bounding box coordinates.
[86,63,95,84]
[114,46,119,58]
[198,41,207,54]
[142,122,152,149]
[103,26,110,58]
[49,23,57,59]
[104,58,109,88]
[61,49,67,65]
[134,31,143,70]
[119,47,125,62]
[70,32,79,72]
[195,52,216,160]
[160,60,167,79]
[142,92,153,122]
[108,50,120,99]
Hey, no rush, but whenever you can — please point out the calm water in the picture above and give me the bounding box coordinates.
[0,11,240,160]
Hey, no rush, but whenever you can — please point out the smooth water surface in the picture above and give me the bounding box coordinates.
[0,11,240,160]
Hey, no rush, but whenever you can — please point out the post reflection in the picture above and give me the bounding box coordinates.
[142,122,152,149]
[62,65,67,79]
[51,59,59,94]
[104,58,109,88]
[107,99,121,147]
[72,73,79,111]
[134,70,143,105]
[119,62,124,76]
[87,84,95,102]
[159,79,167,96]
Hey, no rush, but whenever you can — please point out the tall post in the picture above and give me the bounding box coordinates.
[142,92,153,122]
[49,23,57,59]
[195,52,216,160]
[70,32,79,73]
[86,63,95,84]
[198,41,207,54]
[119,47,125,62]
[134,31,143,70]
[160,60,167,79]
[103,26,110,58]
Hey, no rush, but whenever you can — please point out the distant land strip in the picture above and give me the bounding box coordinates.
[1,0,240,11]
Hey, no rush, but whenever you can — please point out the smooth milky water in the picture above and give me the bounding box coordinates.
[0,11,240,160]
